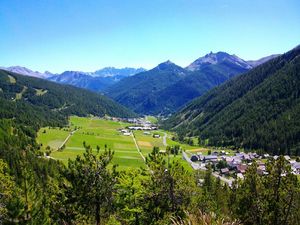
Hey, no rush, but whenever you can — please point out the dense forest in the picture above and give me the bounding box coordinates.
[165,46,300,155]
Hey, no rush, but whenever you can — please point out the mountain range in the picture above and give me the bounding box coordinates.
[0,66,146,92]
[2,52,279,116]
[164,45,300,155]
[106,52,278,115]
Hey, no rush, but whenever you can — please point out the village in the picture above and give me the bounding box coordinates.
[185,150,300,184]
[105,116,300,185]
[106,116,159,136]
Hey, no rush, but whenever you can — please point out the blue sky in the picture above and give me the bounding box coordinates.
[0,0,299,73]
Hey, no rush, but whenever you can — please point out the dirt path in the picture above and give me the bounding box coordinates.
[58,129,77,150]
[132,133,146,162]
[162,132,167,147]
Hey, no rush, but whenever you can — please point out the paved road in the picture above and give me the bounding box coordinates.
[182,151,234,186]
[212,172,233,186]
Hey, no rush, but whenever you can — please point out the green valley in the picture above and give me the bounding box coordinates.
[37,116,198,170]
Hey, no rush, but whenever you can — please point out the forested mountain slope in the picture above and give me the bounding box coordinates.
[107,53,251,115]
[165,46,300,155]
[145,58,250,115]
[106,61,188,113]
[0,69,135,130]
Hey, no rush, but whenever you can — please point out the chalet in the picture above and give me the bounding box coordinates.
[197,154,204,161]
[204,155,218,163]
[123,132,131,136]
[284,155,291,161]
[292,162,300,174]
[221,168,229,175]
[257,165,266,175]
[236,164,248,174]
[143,131,151,135]
[153,134,160,138]
[237,173,244,179]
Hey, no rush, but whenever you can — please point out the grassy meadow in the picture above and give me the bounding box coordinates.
[37,116,200,170]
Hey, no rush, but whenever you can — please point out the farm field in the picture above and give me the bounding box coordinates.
[37,116,201,170]
[37,116,145,169]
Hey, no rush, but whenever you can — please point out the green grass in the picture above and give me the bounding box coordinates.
[7,75,16,83]
[15,86,27,100]
[38,116,145,170]
[145,116,158,124]
[37,116,204,171]
[35,88,48,96]
[37,127,71,151]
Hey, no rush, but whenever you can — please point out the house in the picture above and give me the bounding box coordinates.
[257,165,266,175]
[197,153,204,161]
[123,132,131,136]
[284,155,291,161]
[243,154,251,161]
[204,155,218,163]
[143,131,151,135]
[153,134,160,138]
[292,162,300,174]
[221,168,229,175]
[237,173,244,180]
[236,164,248,174]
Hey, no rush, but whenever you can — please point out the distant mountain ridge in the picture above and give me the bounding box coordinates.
[2,52,279,115]
[246,54,281,67]
[0,66,146,92]
[107,51,273,115]
[186,51,252,71]
[0,66,53,78]
[94,67,146,77]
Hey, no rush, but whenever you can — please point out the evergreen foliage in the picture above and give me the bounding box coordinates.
[165,46,300,155]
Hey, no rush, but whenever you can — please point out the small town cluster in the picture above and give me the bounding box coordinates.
[188,151,300,180]
[106,116,159,136]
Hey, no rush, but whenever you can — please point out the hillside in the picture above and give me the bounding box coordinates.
[0,69,136,130]
[165,46,300,155]
[107,53,251,115]
[106,61,188,113]
[247,54,280,67]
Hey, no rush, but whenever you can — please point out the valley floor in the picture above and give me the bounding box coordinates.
[37,116,198,170]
